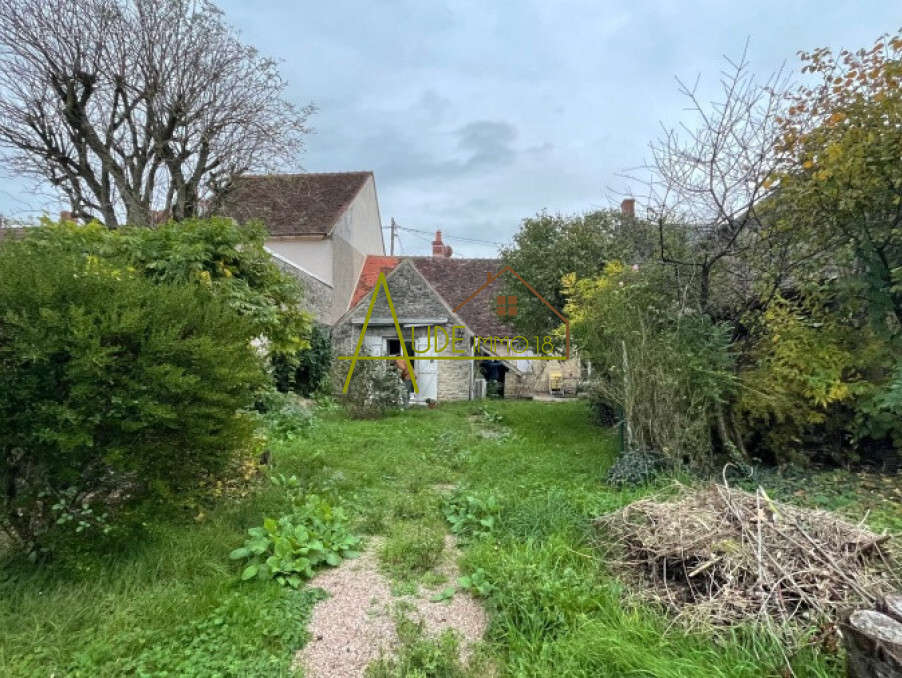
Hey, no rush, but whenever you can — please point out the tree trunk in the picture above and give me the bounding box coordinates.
[842,597,902,678]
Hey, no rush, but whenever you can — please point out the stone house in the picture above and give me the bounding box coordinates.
[221,171,385,324]
[332,231,581,402]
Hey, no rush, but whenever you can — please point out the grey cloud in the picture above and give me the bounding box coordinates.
[455,120,517,169]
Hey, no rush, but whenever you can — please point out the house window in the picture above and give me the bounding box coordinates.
[386,338,414,356]
[495,295,518,317]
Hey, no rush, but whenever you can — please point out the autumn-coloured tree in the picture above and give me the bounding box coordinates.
[775,31,902,333]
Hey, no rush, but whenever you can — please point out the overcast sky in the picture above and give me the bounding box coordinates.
[1,1,898,257]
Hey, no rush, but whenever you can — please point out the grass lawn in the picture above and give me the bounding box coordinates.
[1,399,897,676]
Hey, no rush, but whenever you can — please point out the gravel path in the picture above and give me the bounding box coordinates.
[295,535,487,678]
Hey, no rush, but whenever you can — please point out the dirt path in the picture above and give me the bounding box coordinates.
[295,535,486,677]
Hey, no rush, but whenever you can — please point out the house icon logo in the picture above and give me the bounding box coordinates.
[337,265,569,394]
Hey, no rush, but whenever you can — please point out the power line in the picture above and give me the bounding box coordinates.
[382,220,505,248]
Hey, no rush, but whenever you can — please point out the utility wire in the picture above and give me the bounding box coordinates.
[382,222,503,247]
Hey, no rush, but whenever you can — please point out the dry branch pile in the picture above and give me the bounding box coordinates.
[595,483,900,629]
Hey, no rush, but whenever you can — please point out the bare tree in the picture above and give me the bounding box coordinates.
[639,44,789,315]
[0,0,313,227]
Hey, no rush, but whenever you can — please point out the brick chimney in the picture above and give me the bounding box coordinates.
[620,198,635,218]
[431,230,452,258]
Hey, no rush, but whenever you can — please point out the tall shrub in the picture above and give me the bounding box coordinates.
[0,245,265,550]
[19,218,312,356]
[565,262,736,466]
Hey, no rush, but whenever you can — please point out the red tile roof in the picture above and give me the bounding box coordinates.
[219,171,372,237]
[349,255,401,307]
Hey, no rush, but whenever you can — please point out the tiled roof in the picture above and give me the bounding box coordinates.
[411,257,514,337]
[348,255,518,337]
[220,171,372,237]
[349,255,400,307]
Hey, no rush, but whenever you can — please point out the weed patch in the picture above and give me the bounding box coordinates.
[379,520,446,577]
[366,615,485,678]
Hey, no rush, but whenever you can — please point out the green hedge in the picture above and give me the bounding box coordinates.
[0,240,265,552]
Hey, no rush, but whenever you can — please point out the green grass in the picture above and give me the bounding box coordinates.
[2,399,893,676]
[379,519,446,577]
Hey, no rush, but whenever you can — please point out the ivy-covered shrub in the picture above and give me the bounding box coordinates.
[341,353,403,418]
[0,245,264,551]
[605,448,665,487]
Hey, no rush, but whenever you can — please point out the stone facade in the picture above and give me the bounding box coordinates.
[271,255,334,322]
[438,359,472,400]
[333,261,479,402]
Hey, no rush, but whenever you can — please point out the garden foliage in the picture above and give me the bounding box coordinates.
[230,475,360,588]
[0,218,314,552]
[0,241,264,550]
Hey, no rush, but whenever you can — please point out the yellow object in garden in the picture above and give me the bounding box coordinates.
[549,371,563,391]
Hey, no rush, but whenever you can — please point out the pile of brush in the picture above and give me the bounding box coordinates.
[595,482,900,629]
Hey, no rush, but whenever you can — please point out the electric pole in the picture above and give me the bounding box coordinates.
[390,217,397,255]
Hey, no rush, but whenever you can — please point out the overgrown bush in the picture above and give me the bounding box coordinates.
[255,390,317,442]
[854,357,902,454]
[341,352,404,418]
[737,295,869,464]
[19,218,312,356]
[0,245,264,551]
[272,324,332,395]
[565,262,736,467]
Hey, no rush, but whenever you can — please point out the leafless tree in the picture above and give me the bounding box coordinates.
[0,0,313,227]
[638,44,790,315]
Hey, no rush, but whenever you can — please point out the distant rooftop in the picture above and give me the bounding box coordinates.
[219,171,372,237]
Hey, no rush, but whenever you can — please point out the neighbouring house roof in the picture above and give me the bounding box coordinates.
[220,171,372,237]
[349,255,515,337]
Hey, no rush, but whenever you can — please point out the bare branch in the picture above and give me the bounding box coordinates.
[0,0,313,227]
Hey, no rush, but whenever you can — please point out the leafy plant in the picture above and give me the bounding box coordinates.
[457,568,496,598]
[122,587,326,676]
[443,492,499,544]
[230,491,360,588]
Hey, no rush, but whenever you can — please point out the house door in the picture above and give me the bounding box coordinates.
[413,332,438,402]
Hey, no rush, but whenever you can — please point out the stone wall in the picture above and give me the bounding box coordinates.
[438,358,472,400]
[272,255,334,322]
